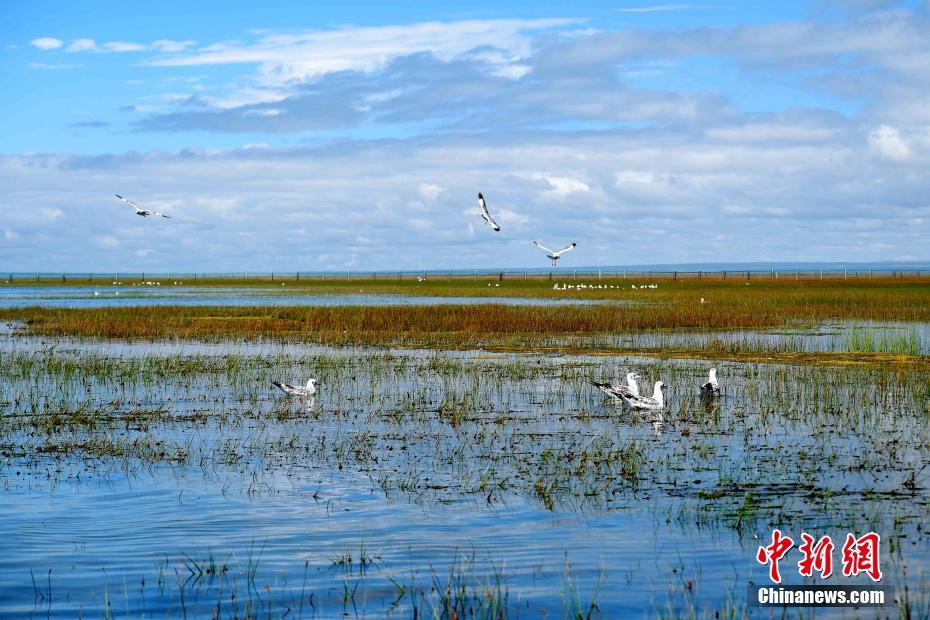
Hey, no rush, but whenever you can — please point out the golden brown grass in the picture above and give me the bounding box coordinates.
[4,278,930,347]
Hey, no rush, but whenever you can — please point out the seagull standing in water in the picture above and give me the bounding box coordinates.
[700,368,720,397]
[619,381,668,411]
[591,372,640,401]
[532,240,577,266]
[115,194,170,218]
[477,193,500,232]
[273,378,317,398]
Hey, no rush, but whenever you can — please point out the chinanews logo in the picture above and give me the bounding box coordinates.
[750,530,890,608]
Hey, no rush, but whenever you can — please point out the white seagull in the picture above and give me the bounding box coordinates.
[115,194,170,218]
[700,368,720,397]
[532,240,577,266]
[619,381,668,411]
[591,372,641,401]
[477,193,500,232]
[273,378,317,398]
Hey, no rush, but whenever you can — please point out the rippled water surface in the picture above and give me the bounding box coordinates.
[1,334,929,618]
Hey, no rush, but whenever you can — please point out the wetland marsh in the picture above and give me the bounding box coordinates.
[2,278,929,618]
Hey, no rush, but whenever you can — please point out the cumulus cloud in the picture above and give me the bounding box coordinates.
[30,37,63,50]
[3,111,928,271]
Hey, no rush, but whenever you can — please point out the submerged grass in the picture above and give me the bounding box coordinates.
[1,338,929,617]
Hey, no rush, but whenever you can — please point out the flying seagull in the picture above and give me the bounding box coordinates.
[591,372,641,401]
[115,194,170,218]
[618,380,668,411]
[700,368,720,397]
[273,378,317,398]
[533,240,577,266]
[477,193,500,231]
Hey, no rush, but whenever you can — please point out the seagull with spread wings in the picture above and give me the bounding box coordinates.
[115,194,170,218]
[477,193,500,231]
[532,240,577,266]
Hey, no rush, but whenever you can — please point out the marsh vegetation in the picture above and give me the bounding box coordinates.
[1,331,929,617]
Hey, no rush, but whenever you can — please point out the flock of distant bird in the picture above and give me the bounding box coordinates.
[273,368,721,413]
[116,191,578,267]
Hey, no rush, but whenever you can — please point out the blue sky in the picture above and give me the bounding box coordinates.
[1,0,929,271]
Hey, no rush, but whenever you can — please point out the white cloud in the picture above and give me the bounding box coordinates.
[418,183,443,201]
[243,108,283,117]
[29,62,83,70]
[868,124,911,161]
[152,39,196,53]
[1,123,929,271]
[66,38,96,52]
[534,175,591,198]
[145,19,579,107]
[96,235,120,248]
[616,4,703,13]
[153,19,576,69]
[102,41,147,53]
[30,37,63,50]
[8,11,930,269]
[37,208,64,221]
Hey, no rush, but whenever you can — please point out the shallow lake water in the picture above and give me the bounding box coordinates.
[0,285,614,309]
[1,334,928,618]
